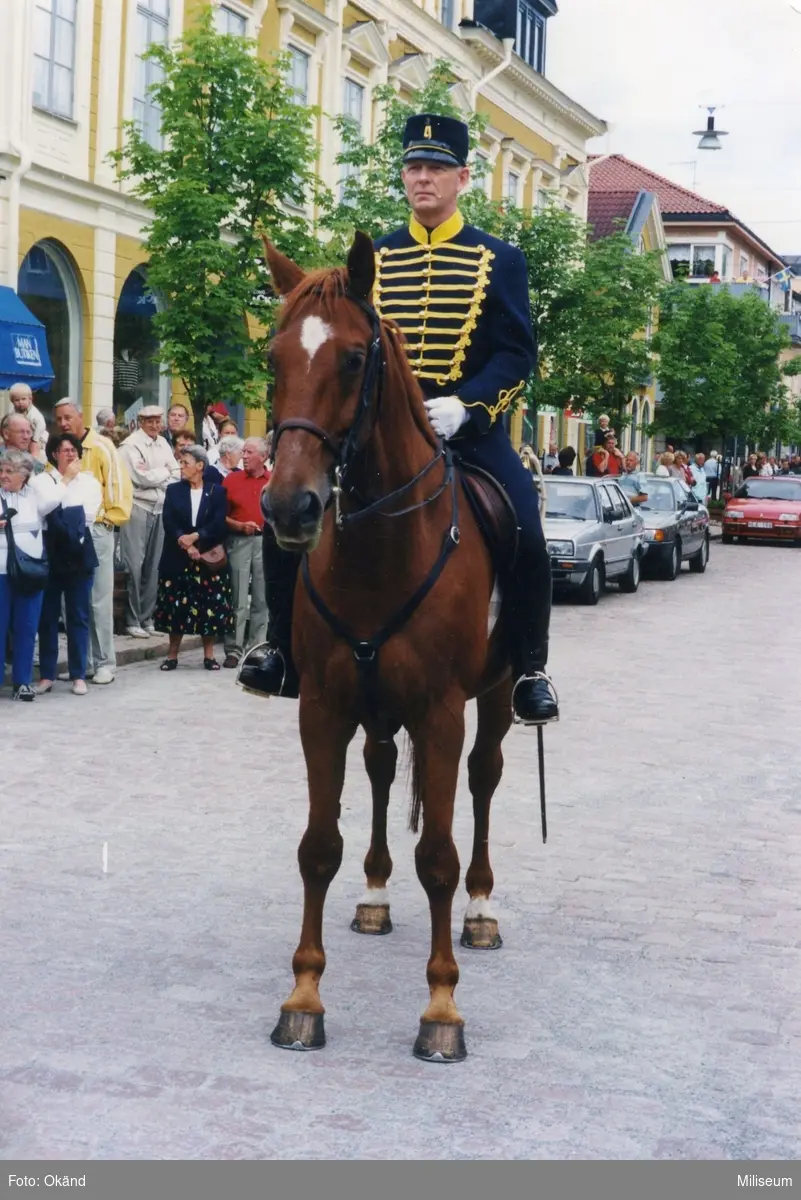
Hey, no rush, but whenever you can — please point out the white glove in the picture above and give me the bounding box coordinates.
[423,396,469,440]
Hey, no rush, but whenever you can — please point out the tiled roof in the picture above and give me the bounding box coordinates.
[587,190,641,240]
[588,154,728,216]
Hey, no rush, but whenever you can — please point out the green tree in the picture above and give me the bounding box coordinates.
[567,230,666,431]
[653,284,793,448]
[111,10,320,432]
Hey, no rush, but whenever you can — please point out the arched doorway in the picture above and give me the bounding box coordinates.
[113,267,167,423]
[17,240,83,420]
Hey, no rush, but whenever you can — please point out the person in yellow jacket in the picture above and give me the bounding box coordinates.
[54,399,132,684]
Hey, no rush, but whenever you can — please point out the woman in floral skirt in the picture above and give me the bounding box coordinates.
[154,445,232,671]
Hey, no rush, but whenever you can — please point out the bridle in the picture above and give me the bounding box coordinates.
[270,290,448,528]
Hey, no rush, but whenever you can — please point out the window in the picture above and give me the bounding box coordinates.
[287,47,310,105]
[134,0,169,148]
[667,244,690,279]
[506,170,519,205]
[515,1,545,72]
[536,188,551,211]
[692,245,716,278]
[339,78,365,199]
[440,0,455,29]
[739,252,749,278]
[33,0,77,119]
[721,246,731,279]
[214,5,247,35]
[472,151,490,192]
[668,243,718,280]
[598,486,614,520]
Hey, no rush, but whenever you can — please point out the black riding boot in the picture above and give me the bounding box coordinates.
[237,531,301,699]
[507,538,559,725]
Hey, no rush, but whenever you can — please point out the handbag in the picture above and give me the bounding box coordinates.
[1,495,50,595]
[197,544,227,571]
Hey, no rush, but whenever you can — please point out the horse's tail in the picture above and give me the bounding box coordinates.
[404,734,423,834]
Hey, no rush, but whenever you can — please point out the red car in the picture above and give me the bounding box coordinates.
[722,476,801,543]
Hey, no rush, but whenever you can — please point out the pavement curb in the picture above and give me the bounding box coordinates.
[4,634,204,682]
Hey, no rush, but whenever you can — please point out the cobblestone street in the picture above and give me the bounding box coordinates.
[2,542,800,1159]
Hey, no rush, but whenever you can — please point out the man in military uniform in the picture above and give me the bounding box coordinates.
[240,113,558,725]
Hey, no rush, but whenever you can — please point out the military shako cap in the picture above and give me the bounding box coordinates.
[402,114,469,168]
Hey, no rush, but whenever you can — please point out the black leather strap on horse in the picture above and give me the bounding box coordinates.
[299,453,461,740]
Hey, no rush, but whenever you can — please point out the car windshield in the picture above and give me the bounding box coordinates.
[638,483,676,513]
[543,481,595,521]
[734,479,801,502]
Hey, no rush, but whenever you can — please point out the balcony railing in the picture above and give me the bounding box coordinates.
[779,312,801,346]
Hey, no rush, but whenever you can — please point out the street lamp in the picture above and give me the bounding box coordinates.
[694,106,728,151]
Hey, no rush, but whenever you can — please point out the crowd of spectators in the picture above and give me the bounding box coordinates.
[0,386,272,700]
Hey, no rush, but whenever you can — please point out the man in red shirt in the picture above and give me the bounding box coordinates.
[590,431,625,477]
[222,436,271,668]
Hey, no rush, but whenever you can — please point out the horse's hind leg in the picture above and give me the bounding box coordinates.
[351,732,396,935]
[461,677,513,951]
[411,696,467,1062]
[271,699,356,1052]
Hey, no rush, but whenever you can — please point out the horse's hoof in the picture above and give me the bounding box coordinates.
[413,1020,467,1062]
[351,903,392,935]
[461,917,503,950]
[270,1010,325,1051]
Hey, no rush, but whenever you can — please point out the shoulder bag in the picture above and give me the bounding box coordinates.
[1,495,50,595]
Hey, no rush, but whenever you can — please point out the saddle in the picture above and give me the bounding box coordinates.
[457,461,519,573]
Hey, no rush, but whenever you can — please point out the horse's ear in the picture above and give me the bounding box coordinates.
[346,230,375,301]
[262,237,305,296]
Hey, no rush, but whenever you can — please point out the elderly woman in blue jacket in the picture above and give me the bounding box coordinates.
[154,444,232,671]
[0,448,66,700]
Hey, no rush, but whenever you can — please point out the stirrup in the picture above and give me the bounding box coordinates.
[235,641,285,695]
[511,671,560,727]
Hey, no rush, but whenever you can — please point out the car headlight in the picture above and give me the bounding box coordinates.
[778,513,800,521]
[547,540,575,556]
[725,510,745,519]
[646,529,666,542]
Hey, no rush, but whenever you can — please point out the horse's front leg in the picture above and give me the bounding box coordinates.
[271,698,357,1052]
[351,732,397,935]
[411,696,467,1062]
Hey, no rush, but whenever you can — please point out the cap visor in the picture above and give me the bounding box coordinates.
[403,149,462,166]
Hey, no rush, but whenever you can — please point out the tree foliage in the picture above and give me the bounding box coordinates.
[653,283,794,446]
[111,10,320,430]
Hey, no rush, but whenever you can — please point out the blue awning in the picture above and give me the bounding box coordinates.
[0,285,55,391]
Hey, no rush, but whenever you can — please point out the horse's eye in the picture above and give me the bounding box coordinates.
[343,351,365,373]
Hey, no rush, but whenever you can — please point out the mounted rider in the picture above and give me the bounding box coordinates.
[239,112,559,726]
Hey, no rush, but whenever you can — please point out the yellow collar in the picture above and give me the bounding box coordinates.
[409,210,464,246]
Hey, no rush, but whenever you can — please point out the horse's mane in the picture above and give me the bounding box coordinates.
[279,266,436,449]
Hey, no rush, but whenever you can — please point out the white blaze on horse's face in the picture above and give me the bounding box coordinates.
[300,315,333,370]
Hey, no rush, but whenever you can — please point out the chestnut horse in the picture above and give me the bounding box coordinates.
[261,232,517,1062]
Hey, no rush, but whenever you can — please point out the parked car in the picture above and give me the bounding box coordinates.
[637,475,710,578]
[722,476,801,544]
[542,476,645,605]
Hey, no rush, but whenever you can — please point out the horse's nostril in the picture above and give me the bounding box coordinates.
[293,490,322,523]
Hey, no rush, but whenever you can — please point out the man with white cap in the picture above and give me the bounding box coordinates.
[118,405,180,637]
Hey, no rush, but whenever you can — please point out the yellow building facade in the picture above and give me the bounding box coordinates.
[0,0,604,434]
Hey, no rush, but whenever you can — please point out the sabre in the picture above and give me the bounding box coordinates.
[537,726,547,843]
